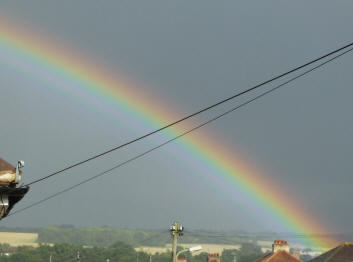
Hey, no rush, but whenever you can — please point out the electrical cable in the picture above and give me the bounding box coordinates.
[8,46,353,218]
[25,42,353,186]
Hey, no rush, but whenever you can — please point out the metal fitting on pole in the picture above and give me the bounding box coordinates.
[170,221,184,262]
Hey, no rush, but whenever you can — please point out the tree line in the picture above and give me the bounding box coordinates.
[0,242,266,262]
[36,226,253,247]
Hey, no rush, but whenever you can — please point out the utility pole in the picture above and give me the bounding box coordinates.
[231,250,237,262]
[49,254,52,262]
[170,221,183,262]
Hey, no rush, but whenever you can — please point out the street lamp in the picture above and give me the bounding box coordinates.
[176,246,202,261]
[0,159,29,220]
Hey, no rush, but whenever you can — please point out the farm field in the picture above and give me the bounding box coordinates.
[136,242,274,255]
[0,232,38,247]
[136,243,242,255]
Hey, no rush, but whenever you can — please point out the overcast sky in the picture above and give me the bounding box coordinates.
[0,1,352,236]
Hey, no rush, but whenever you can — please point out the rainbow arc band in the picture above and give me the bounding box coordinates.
[0,18,344,249]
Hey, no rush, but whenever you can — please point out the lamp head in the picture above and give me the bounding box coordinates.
[18,160,25,169]
[189,246,202,252]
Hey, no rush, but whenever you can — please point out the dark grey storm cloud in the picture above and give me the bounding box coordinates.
[0,0,352,234]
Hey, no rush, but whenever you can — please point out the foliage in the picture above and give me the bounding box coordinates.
[191,252,209,262]
[38,226,166,247]
[38,226,252,247]
[221,249,239,262]
[0,227,38,233]
[0,241,264,262]
[233,243,263,262]
[0,242,138,262]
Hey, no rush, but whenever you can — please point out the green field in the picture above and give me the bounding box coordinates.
[0,232,38,247]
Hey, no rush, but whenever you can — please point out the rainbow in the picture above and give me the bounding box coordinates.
[0,18,338,249]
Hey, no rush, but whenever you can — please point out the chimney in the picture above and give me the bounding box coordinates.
[208,253,221,262]
[272,240,290,253]
[177,256,187,262]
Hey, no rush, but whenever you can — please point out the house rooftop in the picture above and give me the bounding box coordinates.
[254,250,302,262]
[253,240,302,262]
[309,242,353,262]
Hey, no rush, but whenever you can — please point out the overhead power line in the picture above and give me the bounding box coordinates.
[25,42,353,186]
[9,46,353,218]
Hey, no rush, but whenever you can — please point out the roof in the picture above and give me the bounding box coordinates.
[309,243,353,262]
[0,158,15,172]
[254,250,302,262]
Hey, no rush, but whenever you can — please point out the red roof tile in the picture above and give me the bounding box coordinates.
[254,251,302,262]
[309,242,353,262]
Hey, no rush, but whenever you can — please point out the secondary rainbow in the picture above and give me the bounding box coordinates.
[0,19,338,249]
